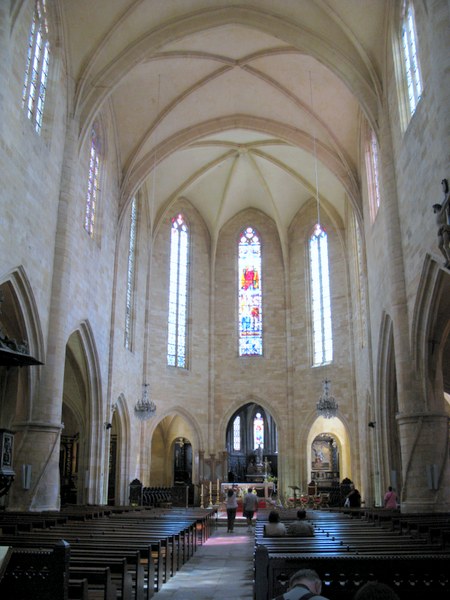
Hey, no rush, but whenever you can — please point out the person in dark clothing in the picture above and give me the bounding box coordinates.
[345,483,361,507]
[225,487,238,532]
[354,582,400,600]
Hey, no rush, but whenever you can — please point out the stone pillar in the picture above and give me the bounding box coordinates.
[397,413,450,513]
[198,450,204,481]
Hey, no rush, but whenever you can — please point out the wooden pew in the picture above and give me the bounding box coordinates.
[70,557,131,599]
[68,577,89,600]
[0,539,70,600]
[254,545,450,600]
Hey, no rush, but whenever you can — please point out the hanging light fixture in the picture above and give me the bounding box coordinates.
[135,383,156,421]
[316,378,338,419]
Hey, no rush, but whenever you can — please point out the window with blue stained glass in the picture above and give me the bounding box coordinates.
[167,214,189,368]
[238,227,262,356]
[310,223,333,365]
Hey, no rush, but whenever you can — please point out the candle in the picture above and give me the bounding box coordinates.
[217,478,219,491]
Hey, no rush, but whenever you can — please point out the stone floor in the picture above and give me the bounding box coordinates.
[151,519,255,599]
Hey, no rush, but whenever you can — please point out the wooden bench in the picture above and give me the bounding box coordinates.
[0,539,70,600]
[254,546,450,600]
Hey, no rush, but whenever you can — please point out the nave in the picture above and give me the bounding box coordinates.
[0,504,449,599]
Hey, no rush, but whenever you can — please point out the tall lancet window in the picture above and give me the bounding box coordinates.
[167,214,189,368]
[253,412,264,449]
[238,227,262,356]
[401,1,422,120]
[22,0,50,134]
[84,123,101,237]
[233,416,241,452]
[125,197,137,350]
[310,224,333,366]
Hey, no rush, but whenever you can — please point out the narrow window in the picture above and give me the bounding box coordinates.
[167,214,189,368]
[365,127,381,222]
[84,123,100,237]
[238,227,262,356]
[22,0,50,134]
[310,224,333,365]
[233,416,241,452]
[401,1,422,119]
[354,216,367,348]
[253,412,264,449]
[125,198,138,350]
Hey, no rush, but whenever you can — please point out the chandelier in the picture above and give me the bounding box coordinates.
[316,378,338,419]
[134,383,156,421]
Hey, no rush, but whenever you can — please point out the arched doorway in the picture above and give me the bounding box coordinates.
[173,437,192,485]
[226,403,278,482]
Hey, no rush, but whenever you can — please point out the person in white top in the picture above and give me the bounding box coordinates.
[264,510,286,536]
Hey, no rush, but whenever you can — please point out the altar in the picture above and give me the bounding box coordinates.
[221,481,275,499]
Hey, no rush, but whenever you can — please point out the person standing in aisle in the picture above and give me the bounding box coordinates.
[243,487,259,531]
[383,486,398,509]
[225,486,238,532]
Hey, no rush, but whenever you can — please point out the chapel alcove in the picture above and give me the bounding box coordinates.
[225,403,278,482]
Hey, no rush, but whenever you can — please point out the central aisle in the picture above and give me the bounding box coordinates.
[151,523,255,599]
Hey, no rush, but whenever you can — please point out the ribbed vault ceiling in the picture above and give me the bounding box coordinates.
[63,0,388,238]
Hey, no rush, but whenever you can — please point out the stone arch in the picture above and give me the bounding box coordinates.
[145,405,204,487]
[63,321,104,504]
[0,267,44,426]
[109,392,132,505]
[306,416,352,487]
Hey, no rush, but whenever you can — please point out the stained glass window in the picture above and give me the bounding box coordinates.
[233,416,241,452]
[253,412,264,449]
[22,0,50,134]
[84,123,100,237]
[310,223,333,365]
[125,197,137,350]
[238,227,262,356]
[401,1,422,119]
[167,214,189,368]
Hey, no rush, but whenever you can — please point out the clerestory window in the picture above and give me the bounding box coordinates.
[167,213,189,368]
[238,227,262,356]
[22,0,50,134]
[84,123,101,237]
[125,197,138,350]
[309,223,333,366]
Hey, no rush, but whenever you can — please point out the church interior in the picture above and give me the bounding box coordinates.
[0,0,449,524]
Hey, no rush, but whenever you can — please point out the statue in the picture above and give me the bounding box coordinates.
[433,178,450,268]
[255,444,263,466]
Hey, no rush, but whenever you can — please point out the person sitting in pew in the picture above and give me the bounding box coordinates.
[272,568,330,600]
[286,510,314,537]
[264,510,286,537]
[354,581,400,600]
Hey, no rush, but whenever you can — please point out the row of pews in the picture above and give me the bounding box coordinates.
[0,505,215,599]
[253,508,450,600]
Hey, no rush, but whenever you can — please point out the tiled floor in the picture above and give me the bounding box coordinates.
[151,521,255,599]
